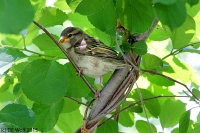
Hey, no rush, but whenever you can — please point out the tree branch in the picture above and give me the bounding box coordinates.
[74,17,159,133]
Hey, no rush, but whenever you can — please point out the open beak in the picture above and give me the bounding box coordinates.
[59,36,70,44]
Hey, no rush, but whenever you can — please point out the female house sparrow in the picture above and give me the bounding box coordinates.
[59,27,127,79]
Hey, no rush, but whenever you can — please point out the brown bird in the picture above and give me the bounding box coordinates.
[59,27,127,80]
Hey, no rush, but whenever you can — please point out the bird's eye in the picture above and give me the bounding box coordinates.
[68,33,73,37]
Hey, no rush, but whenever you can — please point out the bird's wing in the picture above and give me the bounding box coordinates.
[74,36,120,59]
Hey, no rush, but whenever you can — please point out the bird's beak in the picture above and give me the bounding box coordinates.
[59,36,70,44]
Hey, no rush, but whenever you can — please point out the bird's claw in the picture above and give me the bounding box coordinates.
[94,89,101,99]
[81,120,90,133]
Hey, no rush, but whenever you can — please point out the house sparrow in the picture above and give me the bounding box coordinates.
[59,27,128,79]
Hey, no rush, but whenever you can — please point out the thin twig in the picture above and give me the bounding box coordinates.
[136,85,154,133]
[2,45,65,59]
[83,99,95,122]
[65,96,88,106]
[98,95,189,127]
[162,41,200,60]
[33,20,96,94]
[141,69,200,101]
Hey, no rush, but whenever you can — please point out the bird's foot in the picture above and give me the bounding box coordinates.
[81,124,90,133]
[94,89,101,99]
[76,67,86,76]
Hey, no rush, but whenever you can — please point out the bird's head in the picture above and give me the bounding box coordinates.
[59,27,85,49]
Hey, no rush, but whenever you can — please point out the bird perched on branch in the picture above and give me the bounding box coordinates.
[59,27,128,82]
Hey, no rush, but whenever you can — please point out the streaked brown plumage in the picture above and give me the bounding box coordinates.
[59,27,127,78]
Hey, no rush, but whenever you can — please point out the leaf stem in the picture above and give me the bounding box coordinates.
[2,45,65,59]
[162,41,200,60]
[98,95,189,127]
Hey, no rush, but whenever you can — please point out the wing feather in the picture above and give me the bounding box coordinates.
[74,35,121,59]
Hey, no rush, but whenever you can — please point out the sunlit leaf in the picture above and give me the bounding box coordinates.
[159,99,186,128]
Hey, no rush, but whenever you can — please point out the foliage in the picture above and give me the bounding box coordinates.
[0,0,200,133]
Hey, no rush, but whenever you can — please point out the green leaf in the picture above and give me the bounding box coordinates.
[121,42,131,52]
[96,120,118,133]
[10,61,29,81]
[179,110,190,133]
[145,74,175,87]
[21,59,69,104]
[35,7,68,27]
[32,100,64,132]
[119,110,134,127]
[0,92,15,103]
[54,0,69,10]
[181,49,200,54]
[187,0,199,7]
[197,113,200,123]
[0,104,35,128]
[56,109,83,133]
[122,101,143,113]
[13,83,21,95]
[132,41,147,55]
[187,1,200,17]
[159,99,186,128]
[117,0,154,34]
[154,0,186,31]
[65,63,93,98]
[0,0,35,34]
[0,75,14,92]
[149,28,169,41]
[31,0,46,11]
[75,0,107,15]
[87,0,117,35]
[142,53,163,70]
[153,0,177,5]
[165,15,195,49]
[68,12,94,29]
[1,34,24,47]
[0,48,26,75]
[32,33,64,57]
[136,120,157,133]
[129,105,143,113]
[188,125,200,133]
[61,98,80,113]
[192,89,200,98]
[171,128,179,133]
[65,0,82,12]
[132,89,161,117]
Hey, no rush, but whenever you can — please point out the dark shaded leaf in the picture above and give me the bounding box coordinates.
[179,110,191,133]
[116,0,154,34]
[154,0,186,31]
[0,104,35,128]
[0,0,34,34]
[21,59,69,104]
[32,100,63,132]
